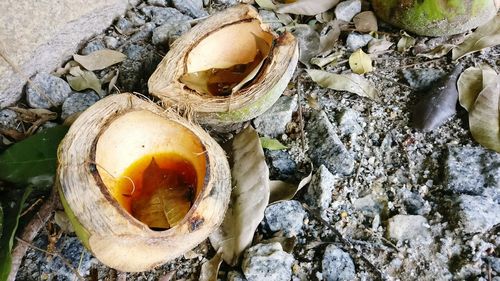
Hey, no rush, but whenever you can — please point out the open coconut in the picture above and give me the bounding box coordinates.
[57,93,231,272]
[148,4,299,126]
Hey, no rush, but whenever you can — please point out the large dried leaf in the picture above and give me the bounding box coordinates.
[306,69,378,99]
[353,11,377,33]
[367,37,393,54]
[275,0,340,16]
[255,0,277,9]
[73,49,126,71]
[452,14,500,60]
[311,52,342,68]
[66,68,104,96]
[469,75,500,152]
[458,65,497,111]
[318,21,341,55]
[269,164,313,204]
[199,253,223,281]
[412,66,462,131]
[348,49,373,74]
[209,126,270,266]
[417,44,454,59]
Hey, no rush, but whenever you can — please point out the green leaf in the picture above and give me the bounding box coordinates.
[260,137,287,150]
[0,187,32,281]
[0,126,68,186]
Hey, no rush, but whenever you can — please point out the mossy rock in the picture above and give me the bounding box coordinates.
[372,0,499,36]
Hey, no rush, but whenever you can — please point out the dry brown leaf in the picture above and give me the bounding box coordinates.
[306,69,378,99]
[255,0,277,9]
[275,0,340,16]
[209,126,270,266]
[199,253,223,281]
[318,20,341,55]
[367,37,393,54]
[452,14,500,60]
[53,60,80,77]
[457,65,497,111]
[73,49,126,71]
[353,11,378,33]
[66,67,104,96]
[397,31,416,52]
[310,52,342,68]
[417,44,454,59]
[269,164,313,204]
[348,49,373,74]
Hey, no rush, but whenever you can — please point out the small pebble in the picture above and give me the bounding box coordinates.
[61,91,100,120]
[322,245,356,281]
[104,36,119,49]
[80,40,105,55]
[26,73,72,109]
[334,0,361,22]
[152,22,191,46]
[254,95,297,138]
[0,109,20,130]
[264,200,306,237]
[172,0,208,18]
[387,215,431,242]
[242,242,294,281]
[305,165,337,218]
[346,32,372,51]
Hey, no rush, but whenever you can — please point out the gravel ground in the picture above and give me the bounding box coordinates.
[7,0,500,280]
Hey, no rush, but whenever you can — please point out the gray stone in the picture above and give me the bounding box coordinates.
[172,0,208,18]
[402,68,445,91]
[119,44,162,92]
[446,145,500,203]
[228,271,247,281]
[80,39,106,55]
[26,73,72,109]
[265,150,297,181]
[346,33,372,51]
[259,10,283,30]
[353,194,386,217]
[264,200,306,237]
[242,242,294,281]
[152,22,191,46]
[61,91,100,119]
[126,10,147,27]
[115,17,133,33]
[336,108,363,136]
[212,0,239,5]
[146,0,167,6]
[292,24,320,66]
[487,257,500,273]
[306,111,354,175]
[322,245,355,281]
[457,195,500,234]
[0,109,19,130]
[305,165,336,217]
[104,36,119,49]
[398,189,429,215]
[0,0,128,108]
[334,0,361,22]
[254,95,297,137]
[387,215,431,242]
[140,6,192,26]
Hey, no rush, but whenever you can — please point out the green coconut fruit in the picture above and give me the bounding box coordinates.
[57,93,231,271]
[148,4,299,126]
[372,0,500,36]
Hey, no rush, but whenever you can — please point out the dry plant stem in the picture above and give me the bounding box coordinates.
[14,237,84,281]
[20,198,43,217]
[296,75,306,150]
[7,191,57,281]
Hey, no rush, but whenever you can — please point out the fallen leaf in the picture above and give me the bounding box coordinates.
[255,0,277,10]
[306,69,378,99]
[199,252,223,281]
[108,69,119,93]
[276,13,293,25]
[348,49,373,74]
[417,44,454,59]
[269,165,313,204]
[367,37,393,54]
[209,126,270,266]
[397,31,416,52]
[318,21,341,55]
[275,0,340,16]
[260,137,287,150]
[412,65,462,131]
[315,11,335,23]
[67,68,104,97]
[353,11,378,33]
[73,49,126,71]
[0,187,31,281]
[458,65,497,111]
[262,236,297,253]
[310,52,342,68]
[53,60,80,77]
[452,14,500,60]
[0,126,68,186]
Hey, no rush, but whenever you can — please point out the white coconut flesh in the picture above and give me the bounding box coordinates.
[180,19,274,97]
[95,110,208,230]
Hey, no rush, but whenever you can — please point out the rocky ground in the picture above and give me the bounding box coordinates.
[1,0,499,280]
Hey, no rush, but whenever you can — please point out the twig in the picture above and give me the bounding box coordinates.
[8,190,57,281]
[296,74,306,150]
[20,198,43,217]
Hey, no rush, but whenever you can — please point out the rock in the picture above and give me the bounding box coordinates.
[242,242,294,281]
[264,200,306,237]
[305,165,336,218]
[336,108,363,136]
[172,0,208,18]
[212,0,239,6]
[152,22,191,46]
[80,39,105,55]
[119,44,161,93]
[228,271,247,281]
[0,109,20,130]
[446,145,500,202]
[322,245,355,281]
[353,194,386,217]
[259,10,283,30]
[306,111,354,175]
[346,33,373,51]
[291,25,320,66]
[265,150,297,181]
[126,10,146,27]
[334,0,361,22]
[146,0,167,6]
[254,95,297,137]
[387,215,431,242]
[402,68,445,91]
[398,189,429,215]
[457,195,500,234]
[140,6,192,26]
[26,73,72,109]
[61,91,100,119]
[0,0,128,108]
[104,36,119,49]
[115,17,133,33]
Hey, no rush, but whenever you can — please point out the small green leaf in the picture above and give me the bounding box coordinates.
[260,137,287,150]
[0,126,68,186]
[0,187,32,281]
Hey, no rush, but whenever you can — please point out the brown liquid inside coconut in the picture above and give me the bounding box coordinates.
[114,153,197,230]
